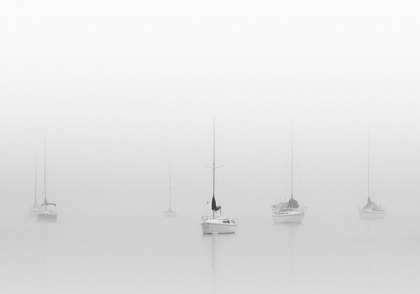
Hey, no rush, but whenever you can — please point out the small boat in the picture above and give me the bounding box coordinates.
[359,130,385,219]
[28,151,42,216]
[38,201,57,222]
[359,198,385,219]
[164,161,176,217]
[37,140,57,222]
[272,122,307,224]
[201,117,237,234]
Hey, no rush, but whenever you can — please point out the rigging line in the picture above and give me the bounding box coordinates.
[359,157,365,204]
[44,139,47,203]
[280,163,285,202]
[298,165,304,206]
[283,163,289,202]
[34,150,38,205]
[203,165,211,215]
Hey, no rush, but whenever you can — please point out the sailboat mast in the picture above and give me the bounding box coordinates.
[291,121,294,199]
[44,140,47,203]
[368,129,370,199]
[169,160,172,208]
[212,116,216,217]
[34,150,38,205]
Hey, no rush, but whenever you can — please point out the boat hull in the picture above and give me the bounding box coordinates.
[272,213,305,224]
[272,210,305,224]
[164,211,177,217]
[37,212,57,222]
[201,222,237,234]
[359,210,385,219]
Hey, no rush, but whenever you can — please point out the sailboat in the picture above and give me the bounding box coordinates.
[164,161,176,217]
[28,151,42,216]
[37,140,57,222]
[359,131,386,219]
[272,123,307,223]
[201,118,237,234]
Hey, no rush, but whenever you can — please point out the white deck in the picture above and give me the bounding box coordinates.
[37,210,57,222]
[272,207,306,224]
[359,208,386,219]
[201,216,237,234]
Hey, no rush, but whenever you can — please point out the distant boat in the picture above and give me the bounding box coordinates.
[37,140,57,222]
[201,117,237,234]
[28,151,42,216]
[359,131,385,219]
[164,160,176,217]
[272,123,307,223]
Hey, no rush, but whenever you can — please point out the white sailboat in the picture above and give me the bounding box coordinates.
[359,131,386,219]
[37,140,57,222]
[28,151,42,216]
[272,123,307,224]
[201,118,237,234]
[164,161,176,217]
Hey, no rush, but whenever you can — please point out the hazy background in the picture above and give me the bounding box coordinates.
[1,1,420,292]
[1,0,419,216]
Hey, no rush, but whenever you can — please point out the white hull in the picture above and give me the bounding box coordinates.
[359,209,385,219]
[164,210,177,217]
[37,211,57,222]
[201,216,237,234]
[272,209,306,224]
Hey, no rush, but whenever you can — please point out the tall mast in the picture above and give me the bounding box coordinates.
[212,116,216,217]
[291,121,294,199]
[368,129,370,200]
[44,139,47,203]
[34,150,38,205]
[169,159,172,209]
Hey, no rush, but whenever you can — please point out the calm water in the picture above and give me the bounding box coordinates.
[1,209,419,294]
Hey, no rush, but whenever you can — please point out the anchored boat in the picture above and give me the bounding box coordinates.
[359,130,385,219]
[37,140,57,223]
[201,117,237,234]
[272,122,307,224]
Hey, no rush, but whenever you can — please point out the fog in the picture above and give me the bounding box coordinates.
[1,0,419,216]
[1,1,420,292]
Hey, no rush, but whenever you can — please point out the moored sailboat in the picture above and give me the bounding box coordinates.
[28,151,42,216]
[201,118,237,234]
[164,161,176,217]
[272,123,307,224]
[37,140,57,222]
[359,131,385,219]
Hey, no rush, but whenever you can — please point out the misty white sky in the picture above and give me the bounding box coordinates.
[1,1,419,216]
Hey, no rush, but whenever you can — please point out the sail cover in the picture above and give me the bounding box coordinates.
[212,196,221,212]
[371,201,383,211]
[363,197,383,211]
[42,200,56,207]
[288,198,299,208]
[272,201,289,210]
